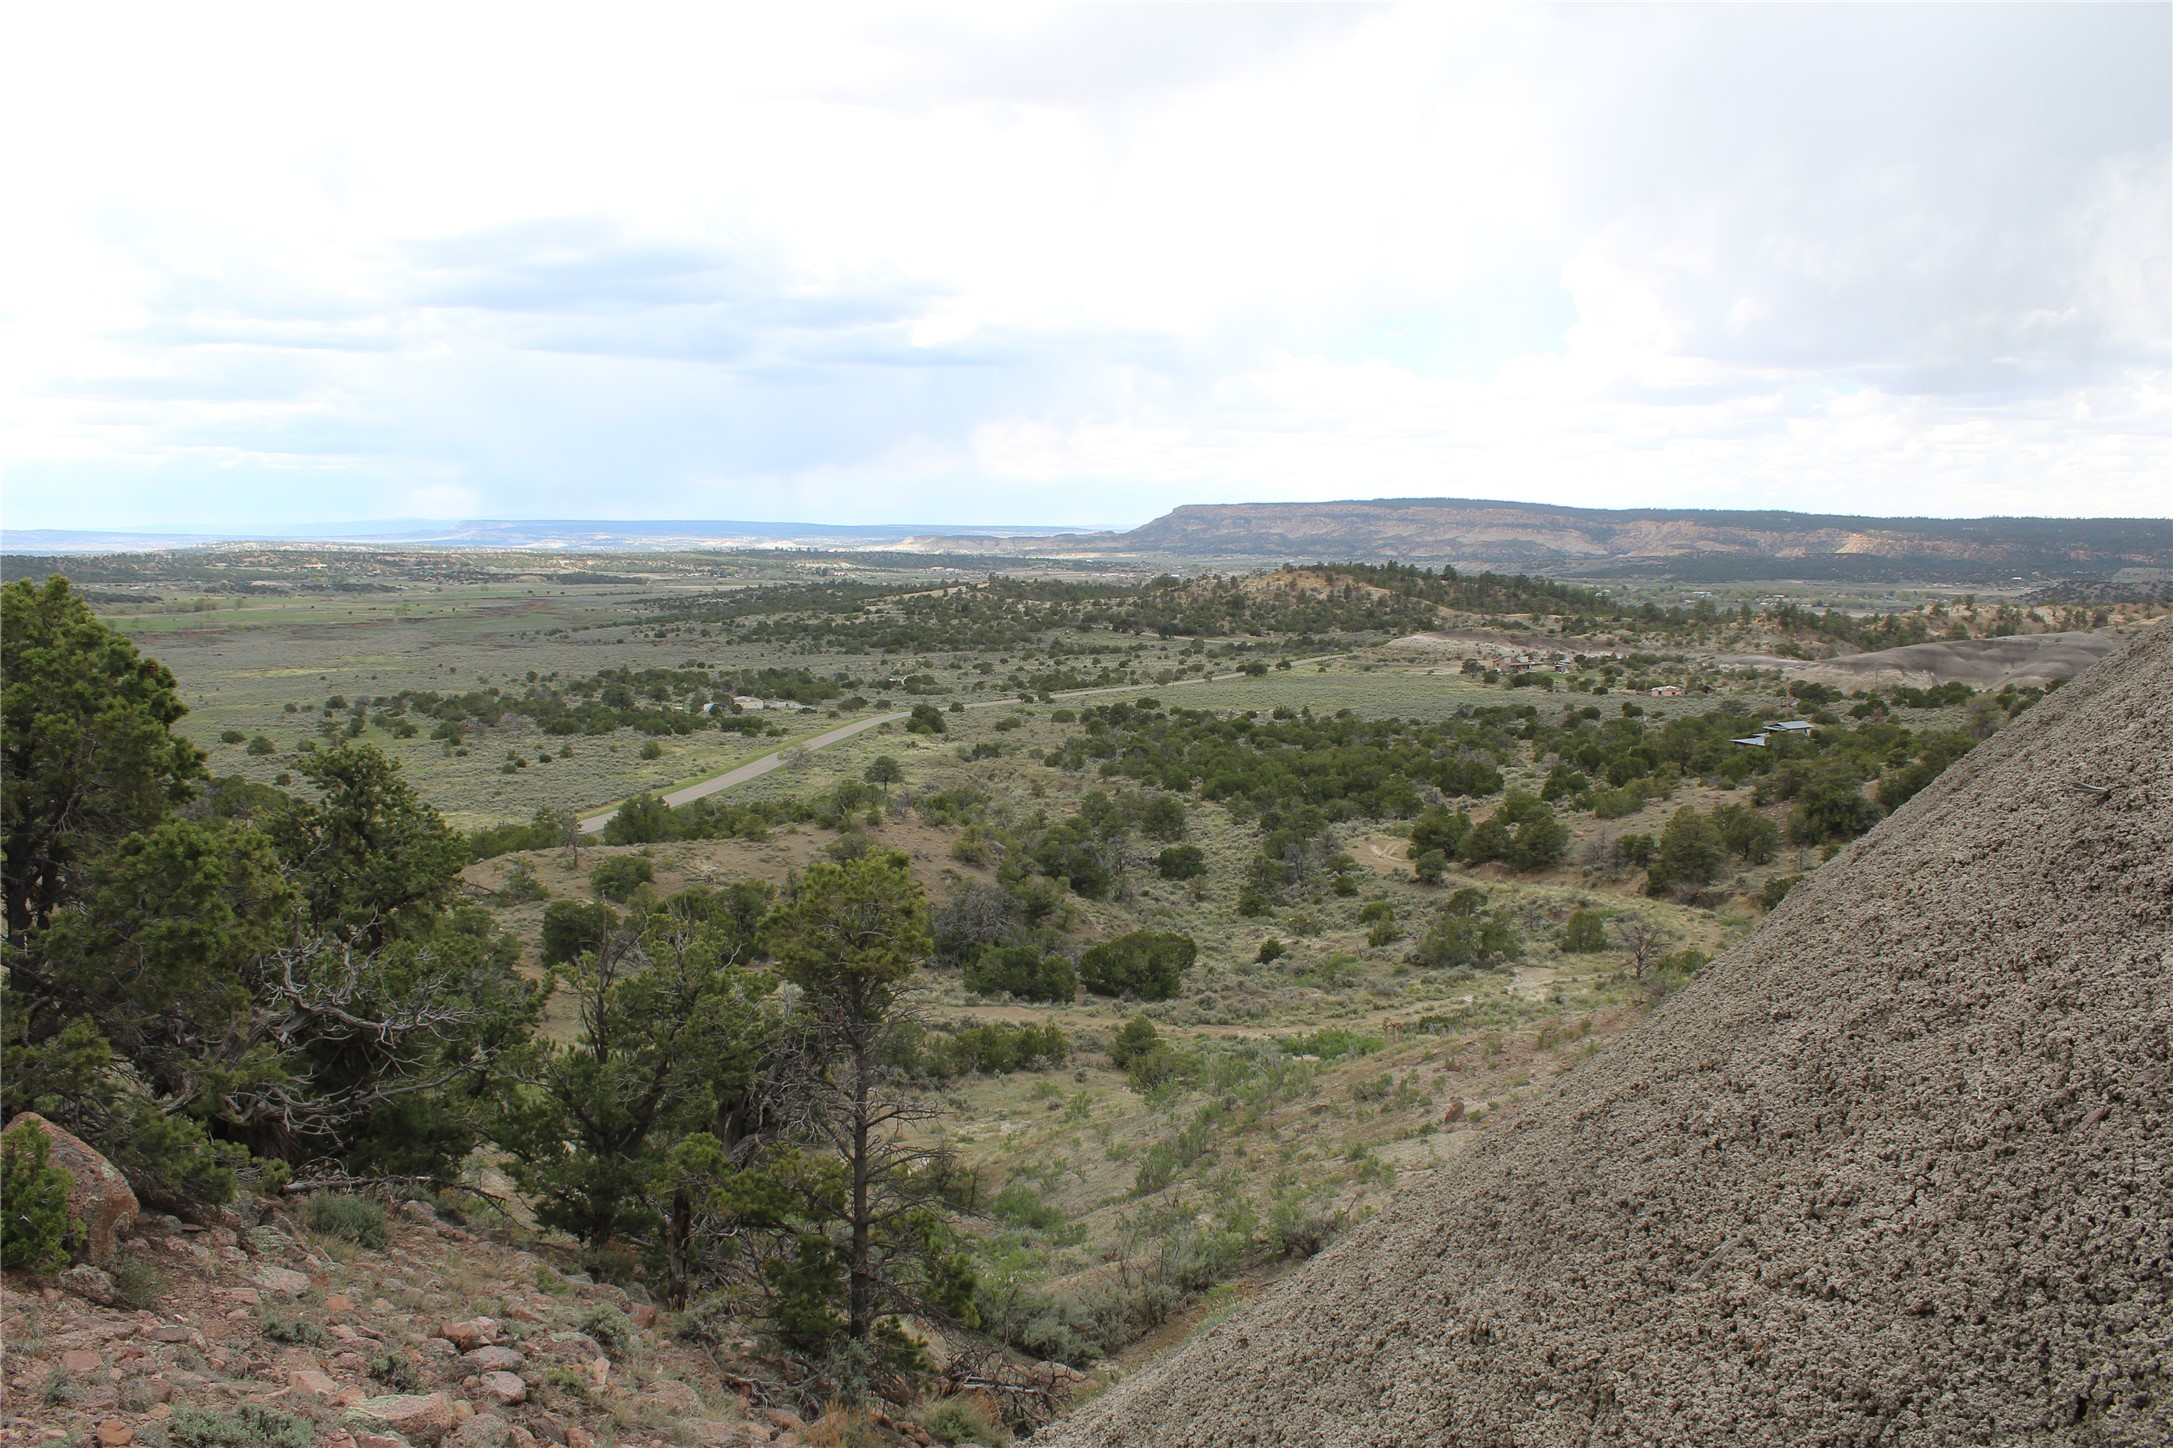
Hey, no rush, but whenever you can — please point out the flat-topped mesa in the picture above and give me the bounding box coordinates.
[1043,622,2172,1446]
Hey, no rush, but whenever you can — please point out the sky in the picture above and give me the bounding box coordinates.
[2,2,2168,532]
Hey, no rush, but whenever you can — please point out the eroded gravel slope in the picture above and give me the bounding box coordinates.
[1046,623,2171,1447]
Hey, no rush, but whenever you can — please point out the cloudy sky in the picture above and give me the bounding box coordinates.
[3,2,2167,531]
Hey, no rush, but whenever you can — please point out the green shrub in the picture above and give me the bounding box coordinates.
[927,1022,1070,1077]
[1255,938,1286,964]
[245,735,278,756]
[300,1192,389,1250]
[1155,844,1207,881]
[112,1256,166,1309]
[1079,931,1195,1001]
[541,899,617,965]
[1107,1016,1160,1069]
[990,1182,1066,1232]
[580,1304,637,1358]
[260,1313,330,1347]
[1760,874,1803,910]
[961,945,1077,1003]
[590,856,653,902]
[923,1396,1007,1446]
[1278,1027,1383,1061]
[1559,909,1608,953]
[1411,849,1447,885]
[170,1403,317,1448]
[1,1123,77,1272]
[1407,896,1519,972]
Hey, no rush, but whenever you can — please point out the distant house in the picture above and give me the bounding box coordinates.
[1771,720,1815,734]
[1649,685,1684,697]
[732,695,767,710]
[1732,734,1768,748]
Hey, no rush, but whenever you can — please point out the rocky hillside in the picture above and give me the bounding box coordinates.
[992,498,2171,582]
[2,1115,1066,1448]
[1042,621,2171,1445]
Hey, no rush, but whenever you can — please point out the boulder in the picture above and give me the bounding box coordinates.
[255,1266,312,1299]
[437,1318,499,1352]
[644,1379,700,1415]
[61,1264,117,1304]
[292,1368,363,1407]
[449,1417,511,1448]
[4,1113,137,1264]
[460,1347,524,1374]
[349,1393,457,1447]
[475,1371,526,1406]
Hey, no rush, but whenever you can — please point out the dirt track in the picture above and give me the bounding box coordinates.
[1044,622,2171,1446]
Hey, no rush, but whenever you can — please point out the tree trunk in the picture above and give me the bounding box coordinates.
[666,1184,692,1311]
[848,1030,873,1343]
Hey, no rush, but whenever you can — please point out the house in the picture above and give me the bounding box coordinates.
[1771,720,1815,734]
[1649,685,1684,697]
[1732,734,1769,748]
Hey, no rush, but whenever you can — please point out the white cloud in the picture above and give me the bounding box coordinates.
[0,1,2165,530]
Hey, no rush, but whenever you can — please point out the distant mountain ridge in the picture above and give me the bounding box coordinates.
[988,497,2173,582]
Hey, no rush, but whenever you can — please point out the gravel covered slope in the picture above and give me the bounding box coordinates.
[1046,624,2172,1447]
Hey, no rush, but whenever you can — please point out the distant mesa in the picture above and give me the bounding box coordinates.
[7,496,2168,584]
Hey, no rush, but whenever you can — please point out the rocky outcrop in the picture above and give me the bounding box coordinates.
[3,1112,137,1264]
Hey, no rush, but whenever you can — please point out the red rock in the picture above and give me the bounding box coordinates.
[62,1348,104,1374]
[97,1422,134,1447]
[437,1318,499,1351]
[758,1409,806,1434]
[324,1294,354,1313]
[628,1304,657,1330]
[564,1428,595,1448]
[349,1393,457,1446]
[4,1114,138,1264]
[475,1371,525,1406]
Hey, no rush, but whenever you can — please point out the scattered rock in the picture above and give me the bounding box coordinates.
[349,1392,458,1447]
[255,1266,312,1299]
[354,1434,412,1448]
[460,1347,524,1373]
[325,1293,355,1313]
[62,1348,104,1374]
[628,1304,657,1330]
[758,1409,807,1436]
[562,1429,594,1448]
[475,1371,525,1406]
[97,1421,134,1447]
[437,1318,499,1352]
[4,1114,139,1264]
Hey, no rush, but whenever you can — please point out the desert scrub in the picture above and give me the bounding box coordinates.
[578,1304,638,1358]
[113,1255,167,1310]
[300,1191,389,1249]
[368,1352,421,1393]
[260,1312,331,1348]
[169,1404,317,1448]
[922,1395,1010,1446]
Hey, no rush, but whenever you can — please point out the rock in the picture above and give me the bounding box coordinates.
[451,1401,474,1424]
[449,1416,511,1448]
[628,1304,657,1330]
[98,1422,134,1447]
[759,1409,807,1435]
[349,1393,458,1447]
[255,1266,312,1299]
[62,1348,104,1374]
[222,1288,263,1307]
[292,1368,362,1406]
[586,1357,609,1391]
[150,1325,204,1347]
[62,1264,118,1304]
[4,1114,139,1264]
[400,1201,438,1223]
[644,1380,700,1415]
[354,1434,412,1448]
[436,1318,499,1351]
[460,1347,524,1373]
[325,1294,355,1313]
[563,1428,594,1448]
[475,1371,525,1406]
[527,1414,567,1446]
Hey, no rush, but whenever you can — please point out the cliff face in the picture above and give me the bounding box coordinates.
[1100,498,2170,578]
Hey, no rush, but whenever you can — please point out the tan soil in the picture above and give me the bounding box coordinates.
[1042,623,2172,1446]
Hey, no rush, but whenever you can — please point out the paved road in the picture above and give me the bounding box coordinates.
[576,652,1346,834]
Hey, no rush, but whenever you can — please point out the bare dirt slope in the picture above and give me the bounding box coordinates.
[1043,623,2172,1447]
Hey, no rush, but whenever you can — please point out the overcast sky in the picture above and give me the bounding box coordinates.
[3,2,2167,531]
